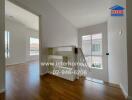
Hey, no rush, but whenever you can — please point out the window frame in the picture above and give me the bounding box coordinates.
[5,30,10,58]
[29,37,39,56]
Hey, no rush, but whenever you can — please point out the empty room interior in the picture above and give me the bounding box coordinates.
[0,0,132,100]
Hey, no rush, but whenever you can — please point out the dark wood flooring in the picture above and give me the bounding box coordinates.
[0,61,126,100]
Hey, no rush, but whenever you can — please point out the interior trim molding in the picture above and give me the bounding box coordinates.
[6,61,26,66]
[120,84,128,99]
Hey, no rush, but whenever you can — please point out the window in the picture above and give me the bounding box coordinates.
[30,37,39,56]
[92,44,100,52]
[5,31,10,58]
[82,33,103,69]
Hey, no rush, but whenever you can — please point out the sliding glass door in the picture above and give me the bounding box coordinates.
[82,33,103,69]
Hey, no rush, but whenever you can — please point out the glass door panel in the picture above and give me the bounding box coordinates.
[82,33,103,69]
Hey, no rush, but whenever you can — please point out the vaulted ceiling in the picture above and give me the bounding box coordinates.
[47,0,109,28]
[5,0,109,30]
[5,0,39,31]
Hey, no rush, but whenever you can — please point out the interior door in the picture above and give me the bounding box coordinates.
[82,33,108,81]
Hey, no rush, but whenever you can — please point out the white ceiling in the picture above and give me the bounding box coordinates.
[5,0,39,31]
[48,0,109,28]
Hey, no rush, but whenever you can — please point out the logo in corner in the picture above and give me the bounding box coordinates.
[110,5,125,16]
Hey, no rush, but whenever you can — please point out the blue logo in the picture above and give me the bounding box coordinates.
[110,5,125,16]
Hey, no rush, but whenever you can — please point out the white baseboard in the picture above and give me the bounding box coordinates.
[0,89,5,93]
[120,84,128,99]
[6,61,25,66]
[6,60,39,66]
[127,96,132,100]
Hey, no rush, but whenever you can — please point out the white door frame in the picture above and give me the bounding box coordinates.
[78,22,108,82]
[8,0,43,76]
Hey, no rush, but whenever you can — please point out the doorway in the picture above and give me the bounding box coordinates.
[82,33,108,81]
[5,0,41,93]
[79,23,108,82]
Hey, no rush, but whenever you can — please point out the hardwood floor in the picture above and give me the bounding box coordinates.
[0,93,4,100]
[0,61,126,100]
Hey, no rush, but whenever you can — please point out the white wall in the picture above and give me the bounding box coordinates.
[9,0,78,74]
[78,22,108,82]
[9,0,78,47]
[5,17,39,65]
[108,0,128,97]
[127,0,132,99]
[0,0,5,93]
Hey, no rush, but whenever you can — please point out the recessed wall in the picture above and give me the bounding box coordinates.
[5,17,39,65]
